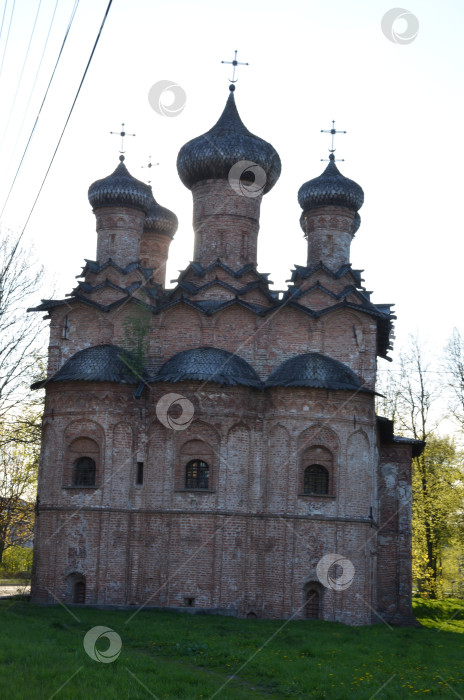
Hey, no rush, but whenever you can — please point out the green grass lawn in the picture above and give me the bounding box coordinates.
[1,597,463,699]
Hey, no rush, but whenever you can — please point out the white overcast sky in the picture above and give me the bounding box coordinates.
[0,0,462,364]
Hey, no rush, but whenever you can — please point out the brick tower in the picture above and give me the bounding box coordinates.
[30,85,423,624]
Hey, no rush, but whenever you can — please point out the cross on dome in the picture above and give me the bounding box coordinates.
[221,50,249,83]
[321,120,346,162]
[141,156,159,184]
[110,122,135,161]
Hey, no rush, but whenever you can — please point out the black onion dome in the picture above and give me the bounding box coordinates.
[266,352,373,392]
[177,90,281,194]
[31,345,146,389]
[88,160,153,213]
[298,155,364,213]
[155,347,262,388]
[143,189,178,238]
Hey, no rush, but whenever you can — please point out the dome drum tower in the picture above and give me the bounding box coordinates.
[177,86,281,270]
[190,179,262,268]
[298,153,364,270]
[88,160,153,267]
[88,158,177,281]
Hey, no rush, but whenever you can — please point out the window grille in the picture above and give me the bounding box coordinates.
[304,464,329,495]
[185,459,209,489]
[73,457,96,486]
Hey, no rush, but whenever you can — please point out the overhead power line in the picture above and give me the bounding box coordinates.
[16,0,114,243]
[0,0,43,156]
[0,1,9,48]
[0,0,15,82]
[6,0,59,174]
[0,0,79,219]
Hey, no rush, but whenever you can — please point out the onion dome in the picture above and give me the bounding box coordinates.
[143,189,178,238]
[155,347,262,388]
[88,158,153,213]
[31,345,146,389]
[265,352,373,393]
[298,154,364,213]
[177,87,281,194]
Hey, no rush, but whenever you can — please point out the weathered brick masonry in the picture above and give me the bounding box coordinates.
[30,86,423,625]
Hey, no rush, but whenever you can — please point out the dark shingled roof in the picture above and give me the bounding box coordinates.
[177,88,281,194]
[154,347,262,388]
[144,189,178,238]
[376,416,425,458]
[88,160,153,213]
[298,154,364,213]
[266,352,373,392]
[31,344,145,389]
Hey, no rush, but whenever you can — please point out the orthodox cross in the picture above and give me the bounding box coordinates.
[141,156,159,184]
[110,123,135,161]
[321,120,346,161]
[221,50,249,83]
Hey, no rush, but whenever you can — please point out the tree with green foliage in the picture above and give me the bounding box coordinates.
[0,232,46,566]
[377,335,464,597]
[0,415,40,565]
[0,233,44,417]
[443,328,464,430]
[412,435,464,597]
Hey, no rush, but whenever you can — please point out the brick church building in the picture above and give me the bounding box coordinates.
[30,85,423,624]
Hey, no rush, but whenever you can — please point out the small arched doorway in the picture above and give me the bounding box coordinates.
[73,580,86,604]
[67,573,86,604]
[304,584,321,619]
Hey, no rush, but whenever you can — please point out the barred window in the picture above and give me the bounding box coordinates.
[73,457,96,486]
[304,464,329,495]
[185,459,209,489]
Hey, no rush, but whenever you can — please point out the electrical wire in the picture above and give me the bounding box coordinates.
[0,0,43,155]
[6,0,59,174]
[0,1,8,48]
[0,0,79,219]
[0,0,15,82]
[17,0,114,244]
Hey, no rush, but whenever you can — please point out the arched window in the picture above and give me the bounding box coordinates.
[185,459,209,489]
[305,586,320,619]
[73,457,96,486]
[67,436,100,488]
[304,464,329,495]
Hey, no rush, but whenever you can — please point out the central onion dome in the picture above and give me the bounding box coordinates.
[266,352,373,392]
[177,87,281,194]
[298,154,364,213]
[143,188,178,238]
[88,159,153,213]
[155,347,262,388]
